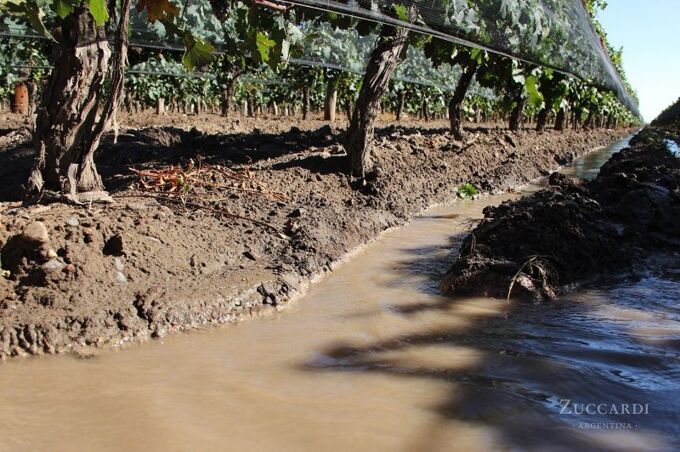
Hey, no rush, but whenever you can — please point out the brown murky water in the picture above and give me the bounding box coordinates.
[1,136,679,451]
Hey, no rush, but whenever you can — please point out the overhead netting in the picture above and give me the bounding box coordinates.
[285,0,638,115]
[0,18,494,98]
[1,0,636,114]
[297,24,494,97]
[123,14,495,96]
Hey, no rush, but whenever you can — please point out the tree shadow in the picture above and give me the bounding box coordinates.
[270,153,348,175]
[298,230,680,450]
[0,136,34,202]
[0,122,498,202]
[0,125,342,201]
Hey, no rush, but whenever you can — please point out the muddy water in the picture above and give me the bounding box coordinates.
[2,136,679,451]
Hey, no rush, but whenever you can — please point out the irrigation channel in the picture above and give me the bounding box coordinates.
[1,136,678,451]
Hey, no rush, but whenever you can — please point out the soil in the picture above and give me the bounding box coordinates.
[0,110,631,358]
[441,127,680,302]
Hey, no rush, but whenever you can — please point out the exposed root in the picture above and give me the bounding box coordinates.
[129,160,287,201]
[506,255,556,302]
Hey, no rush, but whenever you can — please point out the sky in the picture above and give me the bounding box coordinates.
[598,0,680,122]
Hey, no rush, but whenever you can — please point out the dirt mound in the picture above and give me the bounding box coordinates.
[652,97,680,132]
[442,127,680,301]
[0,113,630,358]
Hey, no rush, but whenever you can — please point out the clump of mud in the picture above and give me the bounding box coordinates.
[442,128,680,302]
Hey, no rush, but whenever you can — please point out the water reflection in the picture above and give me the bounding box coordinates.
[303,136,680,451]
[664,139,680,157]
[561,135,632,180]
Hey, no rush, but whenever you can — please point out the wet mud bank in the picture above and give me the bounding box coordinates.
[442,127,680,301]
[0,119,630,358]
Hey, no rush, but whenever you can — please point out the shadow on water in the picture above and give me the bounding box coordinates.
[301,212,680,450]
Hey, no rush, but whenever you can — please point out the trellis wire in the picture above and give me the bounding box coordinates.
[0,27,494,98]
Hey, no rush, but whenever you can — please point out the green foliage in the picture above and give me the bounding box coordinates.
[127,55,219,106]
[1,0,53,40]
[3,0,215,71]
[393,4,409,22]
[51,0,74,19]
[87,0,108,26]
[181,34,214,71]
[0,32,48,101]
[0,0,640,128]
[457,183,478,199]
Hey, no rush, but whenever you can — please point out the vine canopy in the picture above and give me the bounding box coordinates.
[283,0,639,116]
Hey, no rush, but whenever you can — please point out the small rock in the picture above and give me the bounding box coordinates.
[243,249,260,261]
[41,259,64,274]
[113,257,125,272]
[143,235,162,244]
[504,134,517,147]
[257,282,278,306]
[288,208,306,218]
[125,202,148,211]
[114,271,128,284]
[22,222,49,244]
[66,217,80,227]
[78,191,114,203]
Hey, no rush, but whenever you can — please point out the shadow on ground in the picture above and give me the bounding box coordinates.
[0,123,469,203]
[299,224,680,451]
[0,125,340,202]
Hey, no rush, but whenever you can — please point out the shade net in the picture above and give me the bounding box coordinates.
[1,0,635,113]
[285,0,638,115]
[1,17,495,99]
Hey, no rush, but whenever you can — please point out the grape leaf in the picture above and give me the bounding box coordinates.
[525,75,544,107]
[52,0,74,19]
[88,0,109,26]
[1,0,55,41]
[182,33,214,71]
[393,4,409,22]
[255,32,276,63]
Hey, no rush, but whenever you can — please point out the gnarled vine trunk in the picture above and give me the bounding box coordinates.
[324,77,337,122]
[302,86,310,120]
[26,3,130,203]
[583,110,595,130]
[222,74,240,117]
[448,61,478,140]
[345,20,412,179]
[396,90,406,121]
[536,107,549,131]
[508,95,525,131]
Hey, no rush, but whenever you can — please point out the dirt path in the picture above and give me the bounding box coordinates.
[0,113,631,358]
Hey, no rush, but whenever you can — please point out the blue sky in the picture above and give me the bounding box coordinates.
[598,0,680,122]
